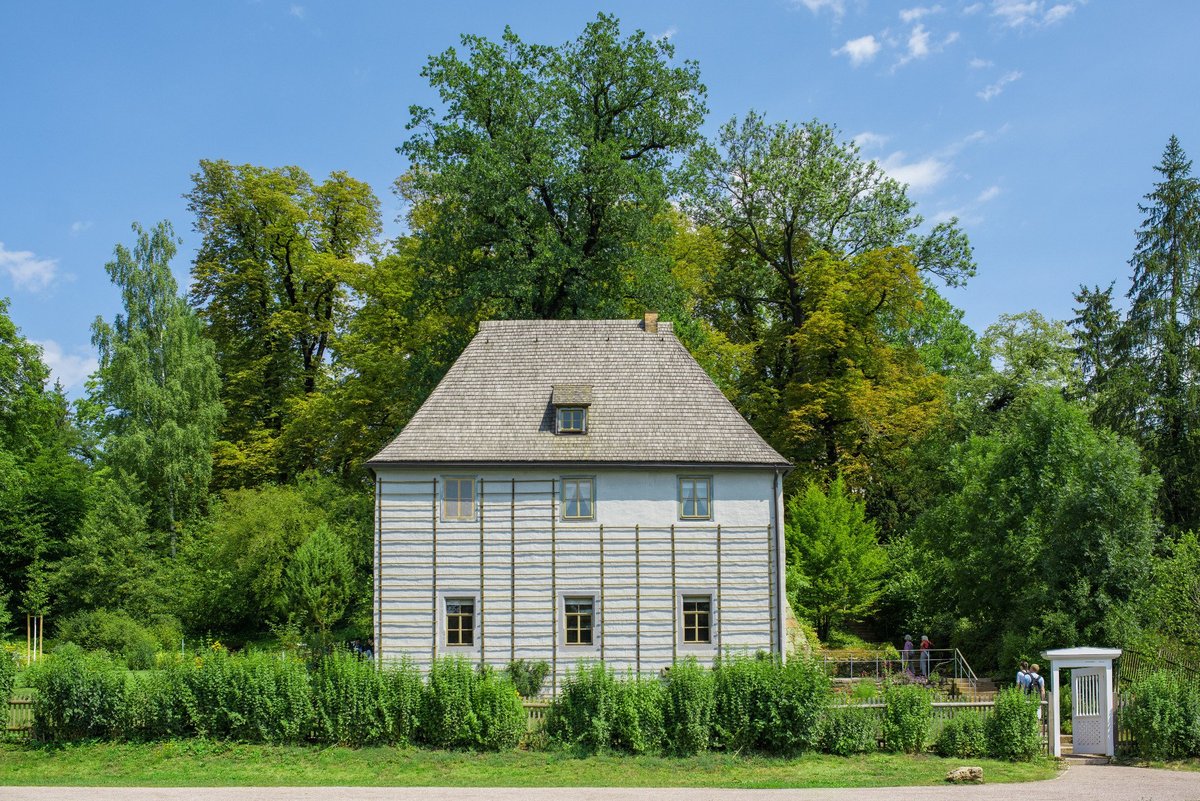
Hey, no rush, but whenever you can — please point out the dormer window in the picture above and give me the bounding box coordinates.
[557,406,587,434]
[552,384,591,436]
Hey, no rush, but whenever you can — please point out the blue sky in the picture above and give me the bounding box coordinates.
[2,1,1197,392]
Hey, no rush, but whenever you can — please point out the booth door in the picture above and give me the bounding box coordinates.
[1071,667,1106,754]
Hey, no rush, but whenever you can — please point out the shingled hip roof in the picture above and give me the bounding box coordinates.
[368,319,790,468]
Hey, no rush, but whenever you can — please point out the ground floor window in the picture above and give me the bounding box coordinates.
[445,598,475,646]
[681,595,712,644]
[564,597,594,645]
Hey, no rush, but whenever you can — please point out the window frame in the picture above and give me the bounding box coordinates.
[563,595,596,647]
[677,591,715,649]
[677,475,714,521]
[438,590,481,652]
[560,476,597,521]
[441,475,478,522]
[556,405,588,435]
[558,591,600,651]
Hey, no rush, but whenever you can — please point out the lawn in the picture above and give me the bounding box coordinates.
[0,741,1058,788]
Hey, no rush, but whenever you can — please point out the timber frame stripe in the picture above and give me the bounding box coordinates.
[479,479,485,665]
[510,478,516,664]
[376,475,383,666]
[551,480,558,695]
[431,478,438,663]
[670,523,677,664]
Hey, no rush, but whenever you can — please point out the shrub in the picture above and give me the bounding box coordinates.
[882,682,931,753]
[471,667,525,751]
[56,609,160,670]
[419,656,480,749]
[0,647,16,702]
[663,658,714,756]
[505,659,550,699]
[1120,671,1200,761]
[711,655,768,752]
[821,705,878,755]
[182,646,312,743]
[934,713,986,758]
[382,659,423,746]
[546,663,618,751]
[29,645,126,741]
[759,658,830,756]
[610,675,665,754]
[121,662,191,740]
[986,686,1042,761]
[312,650,386,746]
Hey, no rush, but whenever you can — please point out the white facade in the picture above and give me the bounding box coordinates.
[373,465,786,694]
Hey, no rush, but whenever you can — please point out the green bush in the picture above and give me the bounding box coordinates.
[882,682,931,753]
[382,658,423,746]
[471,667,526,751]
[663,658,714,756]
[504,659,550,699]
[312,651,386,746]
[821,705,878,755]
[121,663,190,740]
[29,645,127,741]
[182,646,312,743]
[711,655,828,755]
[56,609,161,670]
[610,675,665,754]
[933,713,986,758]
[0,648,16,702]
[985,686,1042,761]
[546,662,618,751]
[1120,671,1200,761]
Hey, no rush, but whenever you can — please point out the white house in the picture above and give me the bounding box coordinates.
[368,315,790,693]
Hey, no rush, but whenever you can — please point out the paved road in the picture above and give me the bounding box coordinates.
[1,763,1197,801]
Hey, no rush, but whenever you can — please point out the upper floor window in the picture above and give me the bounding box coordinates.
[557,406,587,434]
[442,476,476,521]
[678,476,712,520]
[562,477,595,520]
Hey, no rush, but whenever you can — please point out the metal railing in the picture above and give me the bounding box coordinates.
[819,648,980,697]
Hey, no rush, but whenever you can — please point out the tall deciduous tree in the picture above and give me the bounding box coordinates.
[90,221,223,536]
[785,476,888,641]
[286,522,353,644]
[399,13,706,324]
[1120,136,1200,532]
[187,161,381,486]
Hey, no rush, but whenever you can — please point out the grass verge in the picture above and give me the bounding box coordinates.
[0,741,1058,788]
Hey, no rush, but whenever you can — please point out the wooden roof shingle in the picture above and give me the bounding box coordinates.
[368,319,789,467]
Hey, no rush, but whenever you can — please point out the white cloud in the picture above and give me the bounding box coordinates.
[877,152,951,193]
[907,24,932,58]
[289,4,305,19]
[654,26,678,42]
[34,340,97,392]
[69,221,93,236]
[794,0,845,16]
[977,185,1002,202]
[963,2,985,12]
[900,5,943,22]
[0,242,59,292]
[969,57,994,68]
[992,0,1081,28]
[943,31,961,45]
[834,35,882,66]
[853,131,890,150]
[977,70,1022,100]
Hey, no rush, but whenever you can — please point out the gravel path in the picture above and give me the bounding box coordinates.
[1,762,1197,801]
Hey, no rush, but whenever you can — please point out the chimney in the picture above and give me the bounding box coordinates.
[643,312,659,334]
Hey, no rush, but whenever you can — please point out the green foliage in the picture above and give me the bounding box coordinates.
[881,683,931,753]
[913,388,1158,667]
[0,645,16,701]
[821,706,879,756]
[610,675,666,755]
[504,659,550,699]
[985,687,1042,761]
[311,650,388,746]
[181,646,313,743]
[286,523,354,645]
[710,655,829,756]
[89,220,223,533]
[187,160,382,487]
[1120,671,1200,760]
[401,13,704,325]
[933,713,986,758]
[121,663,191,741]
[1144,532,1200,652]
[29,645,127,741]
[55,609,167,670]
[470,668,526,752]
[663,658,714,756]
[787,477,889,641]
[546,662,618,752]
[417,657,523,751]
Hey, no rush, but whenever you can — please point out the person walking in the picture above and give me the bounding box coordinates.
[919,634,932,677]
[1027,663,1046,721]
[902,634,914,674]
[1016,660,1032,692]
